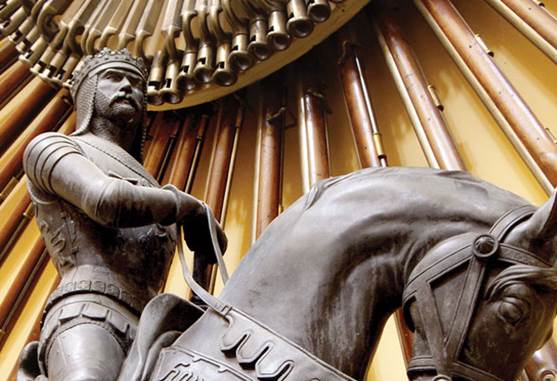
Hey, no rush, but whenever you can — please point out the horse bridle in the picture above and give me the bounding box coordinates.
[402,205,551,381]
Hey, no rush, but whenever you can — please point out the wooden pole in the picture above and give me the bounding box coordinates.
[484,0,557,63]
[336,26,385,168]
[254,73,286,238]
[414,0,557,192]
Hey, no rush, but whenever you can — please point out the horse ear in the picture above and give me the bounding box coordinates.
[523,191,557,240]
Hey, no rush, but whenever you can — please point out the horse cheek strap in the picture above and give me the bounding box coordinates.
[402,205,545,381]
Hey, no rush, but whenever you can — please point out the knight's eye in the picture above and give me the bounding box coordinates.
[498,298,527,326]
[106,72,122,81]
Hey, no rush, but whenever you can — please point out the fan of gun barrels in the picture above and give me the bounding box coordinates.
[0,0,368,108]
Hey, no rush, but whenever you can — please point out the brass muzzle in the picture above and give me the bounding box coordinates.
[161,58,182,104]
[230,32,254,71]
[307,0,331,23]
[52,53,79,86]
[19,35,48,66]
[16,24,39,53]
[213,41,237,87]
[178,49,198,92]
[0,7,25,37]
[249,16,272,61]
[147,50,166,106]
[9,17,33,45]
[286,0,314,38]
[268,10,291,51]
[193,42,215,84]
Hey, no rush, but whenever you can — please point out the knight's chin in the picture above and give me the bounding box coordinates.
[112,104,141,123]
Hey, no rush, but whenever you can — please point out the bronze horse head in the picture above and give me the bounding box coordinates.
[403,203,557,381]
[120,167,557,381]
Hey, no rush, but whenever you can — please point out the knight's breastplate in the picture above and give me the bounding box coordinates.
[30,135,176,314]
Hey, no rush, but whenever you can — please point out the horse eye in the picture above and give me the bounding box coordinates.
[498,298,526,326]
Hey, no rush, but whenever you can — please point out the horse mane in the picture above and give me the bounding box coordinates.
[487,264,557,299]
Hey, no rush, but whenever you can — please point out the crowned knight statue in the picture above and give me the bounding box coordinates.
[17,49,226,381]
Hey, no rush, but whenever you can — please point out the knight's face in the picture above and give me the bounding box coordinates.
[94,68,145,125]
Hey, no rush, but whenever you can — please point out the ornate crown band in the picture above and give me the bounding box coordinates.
[70,48,148,100]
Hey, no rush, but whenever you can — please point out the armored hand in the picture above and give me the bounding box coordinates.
[167,184,228,263]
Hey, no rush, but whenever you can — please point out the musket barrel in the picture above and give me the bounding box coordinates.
[296,53,330,189]
[336,26,383,169]
[414,0,557,192]
[0,77,55,154]
[374,5,464,171]
[0,37,17,71]
[0,89,71,192]
[166,112,209,192]
[143,112,172,177]
[0,226,44,338]
[0,60,31,107]
[195,97,242,293]
[205,99,240,222]
[484,0,557,63]
[255,73,286,238]
[4,268,59,379]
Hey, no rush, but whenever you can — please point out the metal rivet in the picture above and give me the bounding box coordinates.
[473,234,499,259]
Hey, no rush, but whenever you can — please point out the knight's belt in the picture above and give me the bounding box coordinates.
[46,267,150,314]
[152,308,356,381]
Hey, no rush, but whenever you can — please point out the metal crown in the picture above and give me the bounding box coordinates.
[70,48,148,100]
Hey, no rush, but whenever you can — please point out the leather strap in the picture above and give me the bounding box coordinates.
[404,205,544,380]
[177,203,232,317]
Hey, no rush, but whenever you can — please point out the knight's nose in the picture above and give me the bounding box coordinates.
[120,77,132,93]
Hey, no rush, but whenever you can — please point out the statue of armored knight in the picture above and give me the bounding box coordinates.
[17,49,226,381]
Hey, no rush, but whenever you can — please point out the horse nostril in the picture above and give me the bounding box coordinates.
[543,371,557,381]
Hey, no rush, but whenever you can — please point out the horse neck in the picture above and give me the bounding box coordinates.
[219,168,527,378]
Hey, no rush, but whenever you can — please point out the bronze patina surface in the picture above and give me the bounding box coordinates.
[124,167,557,381]
[18,49,225,381]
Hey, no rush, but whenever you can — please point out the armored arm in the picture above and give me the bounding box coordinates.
[23,132,202,228]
